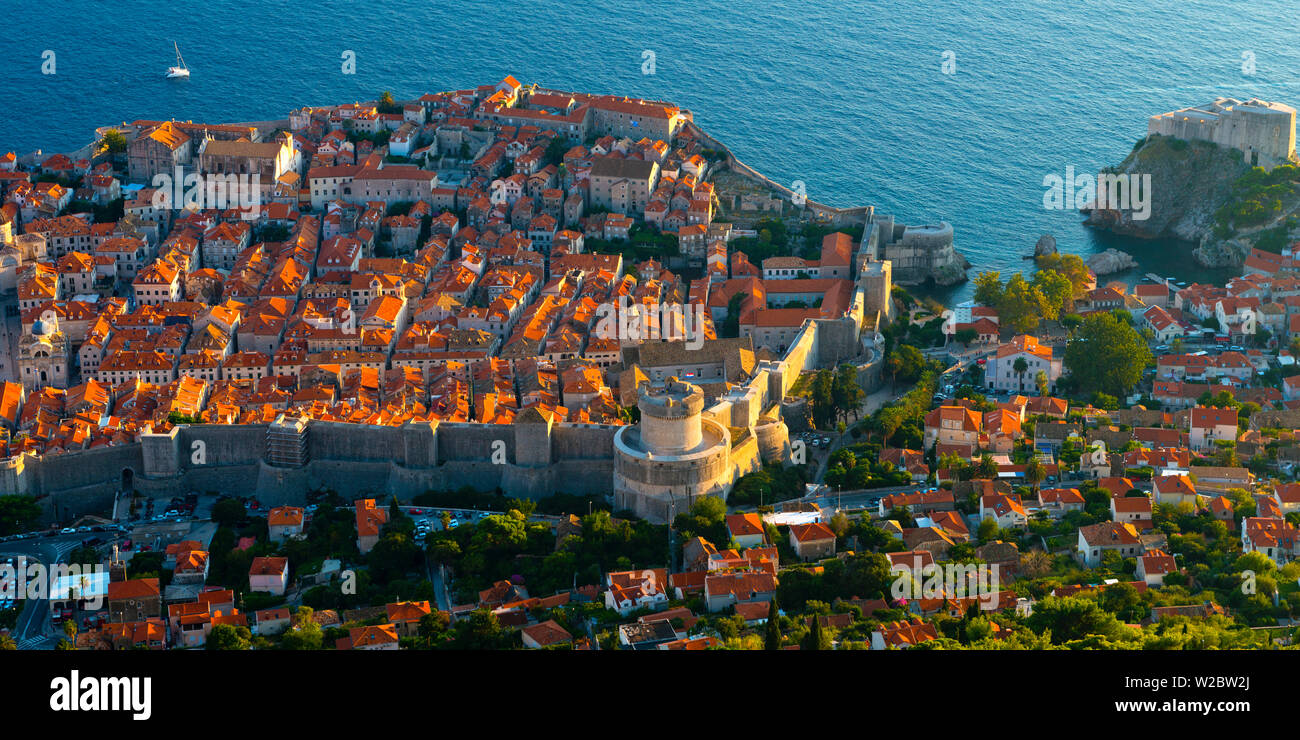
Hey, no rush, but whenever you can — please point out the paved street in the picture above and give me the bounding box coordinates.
[1,534,92,649]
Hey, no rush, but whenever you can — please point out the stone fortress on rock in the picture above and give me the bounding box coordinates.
[1148,97,1297,167]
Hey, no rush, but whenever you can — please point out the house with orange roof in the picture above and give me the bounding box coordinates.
[986,334,1061,395]
[1136,549,1179,586]
[1241,517,1300,564]
[1037,487,1086,518]
[1111,493,1154,530]
[521,619,573,649]
[248,556,290,596]
[1189,405,1238,450]
[0,381,24,432]
[789,522,837,561]
[133,259,182,305]
[254,607,292,636]
[354,498,388,554]
[100,618,168,650]
[341,623,400,650]
[923,405,982,449]
[267,505,305,541]
[385,600,433,638]
[605,568,669,616]
[724,512,766,548]
[106,577,161,623]
[871,617,940,650]
[1078,521,1144,567]
[1152,474,1198,508]
[979,491,1028,529]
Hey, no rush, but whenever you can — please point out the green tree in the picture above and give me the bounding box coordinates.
[810,369,836,428]
[832,364,866,423]
[99,129,128,155]
[0,634,15,650]
[973,271,1003,307]
[0,495,42,536]
[1026,595,1130,644]
[764,599,782,650]
[1063,312,1153,397]
[977,517,998,543]
[207,624,252,650]
[1031,268,1074,319]
[282,607,324,650]
[802,615,828,650]
[999,273,1049,333]
[885,344,926,387]
[211,498,246,528]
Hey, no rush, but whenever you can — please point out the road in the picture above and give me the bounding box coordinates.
[1,533,89,649]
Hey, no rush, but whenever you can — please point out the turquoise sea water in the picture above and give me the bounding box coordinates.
[3,0,1299,300]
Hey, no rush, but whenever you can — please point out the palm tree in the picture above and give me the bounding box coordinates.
[1013,357,1029,394]
[1035,370,1048,397]
[1024,457,1047,496]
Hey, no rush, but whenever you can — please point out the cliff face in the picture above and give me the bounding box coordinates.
[1084,135,1251,266]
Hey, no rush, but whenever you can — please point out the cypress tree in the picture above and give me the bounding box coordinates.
[764,599,781,650]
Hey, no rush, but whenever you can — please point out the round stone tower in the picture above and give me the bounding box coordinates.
[613,377,734,523]
[637,377,704,454]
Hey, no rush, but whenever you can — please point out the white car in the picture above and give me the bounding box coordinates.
[59,527,77,534]
[447,518,460,528]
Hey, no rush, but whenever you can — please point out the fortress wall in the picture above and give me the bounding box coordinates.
[167,464,262,498]
[730,433,762,479]
[177,424,267,469]
[0,455,33,496]
[36,444,142,496]
[551,423,619,460]
[438,422,515,462]
[816,316,861,366]
[687,123,873,226]
[754,418,791,464]
[40,481,119,523]
[310,421,403,463]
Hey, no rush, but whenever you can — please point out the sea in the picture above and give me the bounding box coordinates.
[3,0,1300,302]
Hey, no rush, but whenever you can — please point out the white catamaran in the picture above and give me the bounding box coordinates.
[166,42,189,79]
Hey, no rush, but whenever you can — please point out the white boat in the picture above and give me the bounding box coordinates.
[166,42,189,78]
